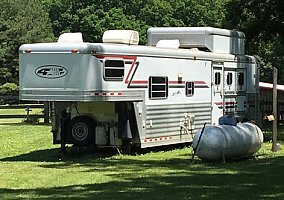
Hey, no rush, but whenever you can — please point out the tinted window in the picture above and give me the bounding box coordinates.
[186,82,194,96]
[149,76,168,99]
[104,60,124,80]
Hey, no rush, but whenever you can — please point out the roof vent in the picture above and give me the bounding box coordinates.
[102,30,139,45]
[58,32,83,43]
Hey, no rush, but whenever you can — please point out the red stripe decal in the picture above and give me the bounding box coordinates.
[169,81,185,84]
[194,81,206,84]
[95,55,136,60]
[124,57,138,84]
[128,80,206,85]
[130,80,148,84]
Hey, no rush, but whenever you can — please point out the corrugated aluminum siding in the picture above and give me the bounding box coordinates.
[145,102,211,138]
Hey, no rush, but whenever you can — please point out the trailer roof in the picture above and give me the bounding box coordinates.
[19,42,254,63]
[147,27,245,38]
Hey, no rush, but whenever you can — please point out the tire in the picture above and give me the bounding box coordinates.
[68,116,95,146]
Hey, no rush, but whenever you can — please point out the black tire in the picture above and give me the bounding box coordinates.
[68,116,95,146]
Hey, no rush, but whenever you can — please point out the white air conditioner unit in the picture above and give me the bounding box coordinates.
[57,32,83,43]
[102,30,139,45]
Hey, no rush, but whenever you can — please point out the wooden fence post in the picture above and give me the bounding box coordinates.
[272,67,280,152]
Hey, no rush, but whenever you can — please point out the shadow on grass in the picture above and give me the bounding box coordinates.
[0,156,284,200]
[0,142,192,163]
[0,146,120,163]
[0,148,63,162]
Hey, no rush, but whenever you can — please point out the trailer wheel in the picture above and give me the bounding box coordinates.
[68,116,95,146]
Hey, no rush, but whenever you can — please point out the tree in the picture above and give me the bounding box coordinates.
[46,0,145,42]
[45,0,227,45]
[224,0,284,83]
[0,0,54,85]
[173,0,226,27]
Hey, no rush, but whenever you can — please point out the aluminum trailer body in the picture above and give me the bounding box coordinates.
[19,27,260,149]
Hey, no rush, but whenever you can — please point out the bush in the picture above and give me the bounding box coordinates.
[0,82,18,96]
[0,83,19,105]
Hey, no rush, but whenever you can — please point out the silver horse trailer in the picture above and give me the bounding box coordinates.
[19,27,261,151]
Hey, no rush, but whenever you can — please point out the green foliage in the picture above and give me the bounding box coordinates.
[45,0,226,44]
[0,0,54,85]
[0,82,18,96]
[224,0,284,83]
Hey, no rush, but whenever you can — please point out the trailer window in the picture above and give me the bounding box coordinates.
[215,72,221,85]
[149,76,168,99]
[186,81,194,96]
[104,59,124,81]
[227,72,233,85]
[238,72,244,86]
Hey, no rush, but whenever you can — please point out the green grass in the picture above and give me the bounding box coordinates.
[0,117,284,199]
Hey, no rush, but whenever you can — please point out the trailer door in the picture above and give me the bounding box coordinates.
[224,68,237,113]
[212,62,224,125]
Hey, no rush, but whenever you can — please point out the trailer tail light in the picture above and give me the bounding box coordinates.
[71,48,79,53]
[24,49,32,53]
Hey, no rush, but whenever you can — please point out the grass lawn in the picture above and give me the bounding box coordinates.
[0,114,284,199]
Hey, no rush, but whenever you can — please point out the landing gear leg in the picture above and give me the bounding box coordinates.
[60,111,68,156]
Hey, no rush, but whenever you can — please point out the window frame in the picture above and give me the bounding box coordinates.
[214,72,221,85]
[238,72,244,86]
[103,59,125,81]
[148,76,168,100]
[185,81,195,96]
[226,72,233,85]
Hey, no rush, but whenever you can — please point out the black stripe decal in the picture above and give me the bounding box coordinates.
[169,85,185,88]
[127,85,148,88]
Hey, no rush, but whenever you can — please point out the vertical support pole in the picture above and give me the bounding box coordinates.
[272,67,278,152]
[43,102,49,123]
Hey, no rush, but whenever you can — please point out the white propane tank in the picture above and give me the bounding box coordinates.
[192,122,263,161]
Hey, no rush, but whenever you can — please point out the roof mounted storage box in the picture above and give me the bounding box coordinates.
[147,27,245,55]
